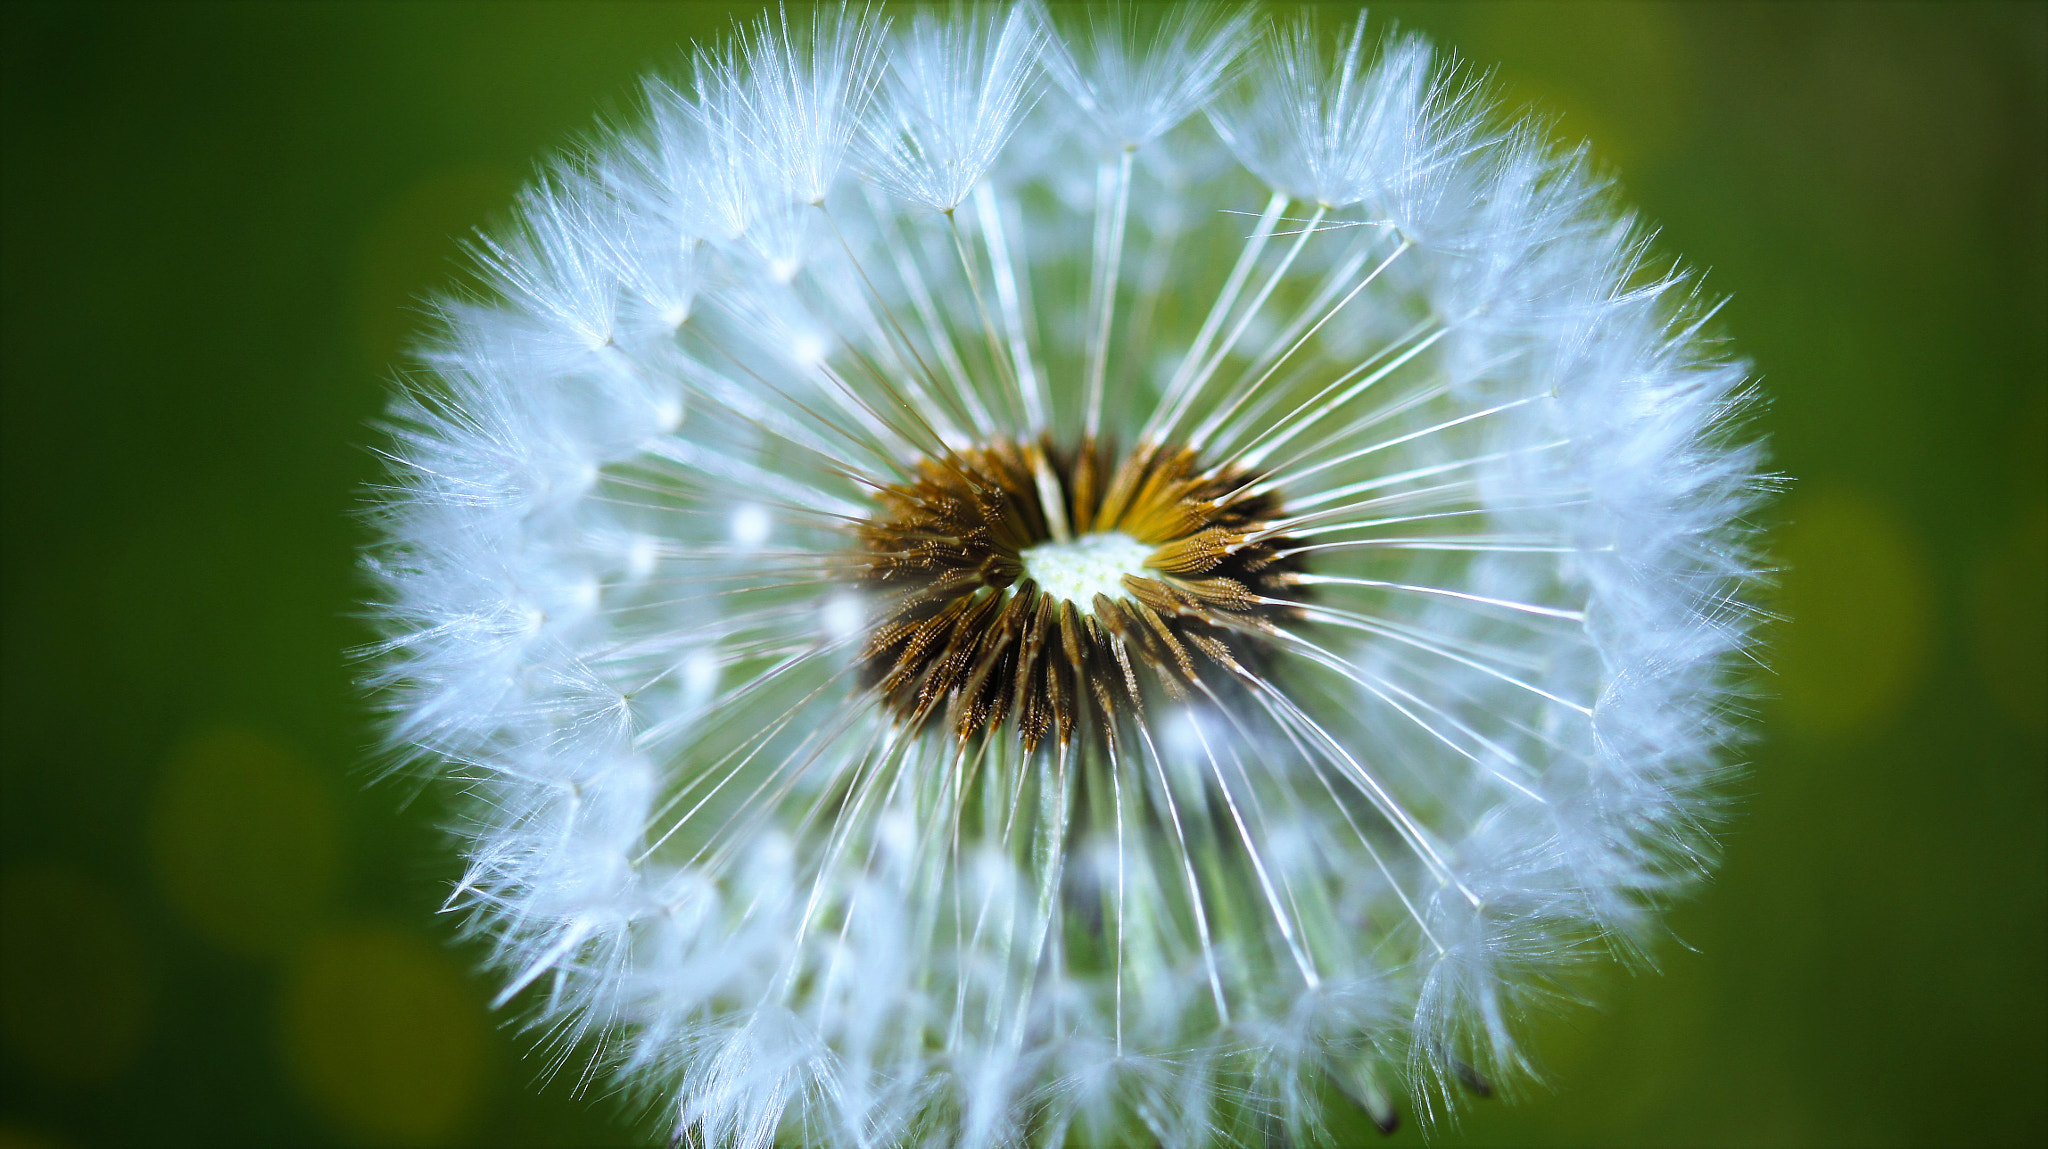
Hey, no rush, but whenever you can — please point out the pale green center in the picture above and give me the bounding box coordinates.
[1019,531,1152,608]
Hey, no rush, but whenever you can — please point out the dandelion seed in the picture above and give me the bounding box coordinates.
[365,4,1768,1146]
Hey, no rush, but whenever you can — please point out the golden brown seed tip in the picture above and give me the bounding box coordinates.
[853,438,1305,751]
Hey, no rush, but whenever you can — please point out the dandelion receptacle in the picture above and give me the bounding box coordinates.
[363,4,1768,1145]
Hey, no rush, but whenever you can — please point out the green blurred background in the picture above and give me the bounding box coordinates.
[1,2,2040,1146]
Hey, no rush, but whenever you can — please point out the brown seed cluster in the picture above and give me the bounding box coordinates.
[855,438,1304,751]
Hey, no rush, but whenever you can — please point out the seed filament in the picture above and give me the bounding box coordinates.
[855,437,1305,750]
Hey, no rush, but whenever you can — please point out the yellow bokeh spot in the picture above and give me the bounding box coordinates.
[148,726,339,957]
[0,1127,67,1149]
[0,866,152,1083]
[281,927,487,1146]
[1771,491,1934,737]
[1973,501,2048,734]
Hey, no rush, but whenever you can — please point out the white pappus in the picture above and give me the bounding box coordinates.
[362,3,1768,1146]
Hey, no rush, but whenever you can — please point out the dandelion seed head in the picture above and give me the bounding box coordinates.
[852,437,1303,749]
[364,4,1769,1145]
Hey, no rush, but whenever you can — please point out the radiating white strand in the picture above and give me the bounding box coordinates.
[1292,574,1584,622]
[1257,395,1543,500]
[972,181,1050,431]
[1181,679,1323,990]
[780,718,921,997]
[1234,628,1473,900]
[1297,603,1593,717]
[1127,718,1230,1023]
[1272,442,1565,515]
[1283,645,1554,805]
[1082,150,1134,441]
[691,314,922,470]
[665,351,884,478]
[635,439,870,520]
[1282,536,1591,555]
[1150,203,1327,446]
[1225,670,1462,955]
[1232,322,1459,473]
[1186,236,1411,454]
[861,191,1001,438]
[944,209,1031,431]
[816,198,981,448]
[638,634,864,852]
[1191,229,1406,455]
[1228,674,1447,952]
[1138,191,1287,445]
